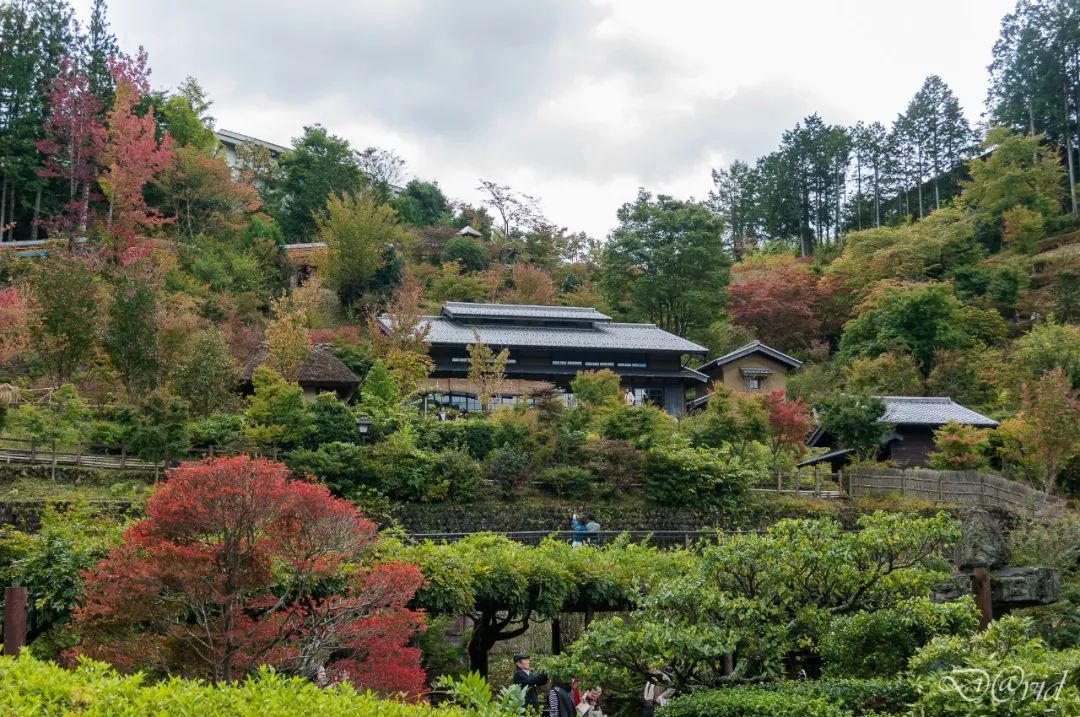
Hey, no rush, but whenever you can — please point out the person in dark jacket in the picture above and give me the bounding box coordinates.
[512,653,547,711]
[547,679,577,717]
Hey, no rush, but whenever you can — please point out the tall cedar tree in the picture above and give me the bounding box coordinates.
[74,456,427,694]
[99,50,174,248]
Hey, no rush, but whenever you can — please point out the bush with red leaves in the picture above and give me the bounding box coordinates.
[73,456,426,698]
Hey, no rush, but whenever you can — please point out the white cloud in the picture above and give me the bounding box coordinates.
[80,0,1015,237]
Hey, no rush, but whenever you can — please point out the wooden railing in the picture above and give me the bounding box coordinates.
[846,467,1063,517]
[0,437,251,476]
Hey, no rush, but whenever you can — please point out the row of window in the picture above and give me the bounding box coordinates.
[450,357,518,364]
[442,357,649,368]
[423,387,667,413]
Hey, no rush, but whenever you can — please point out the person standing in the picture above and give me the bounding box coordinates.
[571,513,587,548]
[642,670,674,717]
[512,653,547,712]
[584,515,602,546]
[548,678,577,717]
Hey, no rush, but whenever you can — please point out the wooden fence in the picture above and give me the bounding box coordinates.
[0,437,250,477]
[846,467,1064,517]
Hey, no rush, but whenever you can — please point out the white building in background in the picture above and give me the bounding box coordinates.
[214,129,289,171]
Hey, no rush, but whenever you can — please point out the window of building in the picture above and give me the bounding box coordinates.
[584,360,615,367]
[632,387,665,407]
[552,359,583,366]
[616,360,648,368]
[746,376,765,390]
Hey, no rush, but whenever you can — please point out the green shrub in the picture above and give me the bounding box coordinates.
[539,465,596,498]
[0,653,467,716]
[908,615,1080,716]
[433,448,483,504]
[285,441,370,496]
[0,506,124,656]
[367,437,443,503]
[305,392,358,447]
[187,412,246,450]
[579,438,645,497]
[761,678,917,715]
[820,597,979,678]
[485,444,531,496]
[644,444,758,509]
[416,418,514,460]
[660,687,849,717]
[598,403,676,449]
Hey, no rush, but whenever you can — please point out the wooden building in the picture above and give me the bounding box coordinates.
[687,341,802,411]
[803,396,1000,469]
[381,302,709,415]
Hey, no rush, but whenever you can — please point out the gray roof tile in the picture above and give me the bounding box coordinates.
[442,302,611,322]
[879,396,999,427]
[387,315,707,353]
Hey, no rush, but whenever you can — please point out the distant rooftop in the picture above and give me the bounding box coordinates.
[699,340,803,372]
[879,396,999,427]
[215,128,289,155]
[442,302,611,323]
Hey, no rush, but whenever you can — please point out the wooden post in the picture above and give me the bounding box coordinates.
[938,475,945,503]
[551,616,562,655]
[838,469,844,496]
[814,469,822,496]
[973,567,993,631]
[3,586,28,655]
[76,442,83,466]
[120,443,126,469]
[51,439,57,481]
[776,470,782,493]
[30,440,35,463]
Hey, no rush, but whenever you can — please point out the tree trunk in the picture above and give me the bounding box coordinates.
[32,186,41,239]
[467,626,490,677]
[0,174,8,240]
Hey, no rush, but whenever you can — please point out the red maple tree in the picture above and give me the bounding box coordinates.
[763,390,814,465]
[36,58,106,238]
[727,259,835,351]
[73,456,427,697]
[99,49,174,249]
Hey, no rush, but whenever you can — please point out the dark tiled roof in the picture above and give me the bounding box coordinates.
[394,314,707,354]
[698,341,803,373]
[441,302,612,322]
[879,397,999,427]
[797,447,855,467]
[242,343,360,387]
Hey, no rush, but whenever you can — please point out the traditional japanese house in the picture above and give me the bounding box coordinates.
[384,302,709,415]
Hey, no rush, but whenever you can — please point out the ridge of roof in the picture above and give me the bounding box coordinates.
[698,340,803,372]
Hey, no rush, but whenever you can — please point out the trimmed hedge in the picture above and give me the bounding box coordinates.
[0,653,466,716]
[659,687,849,717]
[762,679,917,714]
[658,680,916,717]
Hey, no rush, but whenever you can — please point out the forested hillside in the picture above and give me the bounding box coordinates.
[1,1,1080,715]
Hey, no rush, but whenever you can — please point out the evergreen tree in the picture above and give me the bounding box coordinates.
[277,125,362,240]
[104,270,159,397]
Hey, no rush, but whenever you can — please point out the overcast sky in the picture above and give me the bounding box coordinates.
[74,0,1016,238]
